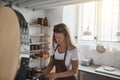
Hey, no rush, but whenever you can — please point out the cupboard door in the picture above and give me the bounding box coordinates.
[0,7,20,80]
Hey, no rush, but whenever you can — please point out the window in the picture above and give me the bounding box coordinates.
[99,0,119,41]
[63,0,120,42]
[78,1,95,40]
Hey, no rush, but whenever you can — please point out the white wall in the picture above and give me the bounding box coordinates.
[45,7,63,27]
[78,44,120,67]
[13,5,45,24]
[44,7,63,45]
[62,5,77,42]
[0,1,45,24]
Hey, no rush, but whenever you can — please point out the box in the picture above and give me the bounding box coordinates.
[81,58,92,66]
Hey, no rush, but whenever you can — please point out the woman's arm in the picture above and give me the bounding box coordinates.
[36,56,54,78]
[42,56,54,74]
[56,60,78,77]
[46,60,78,80]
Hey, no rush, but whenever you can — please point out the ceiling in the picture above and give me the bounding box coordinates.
[2,0,95,10]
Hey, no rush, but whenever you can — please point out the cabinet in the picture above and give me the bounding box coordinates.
[78,65,120,80]
[28,24,50,69]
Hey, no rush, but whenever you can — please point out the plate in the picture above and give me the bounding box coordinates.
[104,66,115,71]
[96,44,105,53]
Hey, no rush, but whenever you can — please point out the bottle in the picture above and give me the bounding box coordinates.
[38,18,43,26]
[29,37,32,43]
[43,17,48,26]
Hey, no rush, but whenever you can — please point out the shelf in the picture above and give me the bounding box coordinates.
[29,22,50,69]
[30,48,50,53]
[29,24,49,27]
[30,34,50,37]
[30,42,51,45]
[30,56,50,62]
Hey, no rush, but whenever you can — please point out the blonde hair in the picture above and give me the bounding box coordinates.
[52,23,76,50]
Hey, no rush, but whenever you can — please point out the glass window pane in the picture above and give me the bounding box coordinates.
[100,0,119,41]
[78,1,95,40]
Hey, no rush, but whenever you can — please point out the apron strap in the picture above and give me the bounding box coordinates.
[54,44,68,66]
[63,47,68,64]
[53,44,59,56]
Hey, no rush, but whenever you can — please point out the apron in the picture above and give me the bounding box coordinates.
[53,45,76,80]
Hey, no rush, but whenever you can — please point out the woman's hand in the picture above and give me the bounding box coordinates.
[45,72,57,80]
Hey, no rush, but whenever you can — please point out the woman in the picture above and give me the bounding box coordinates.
[42,23,79,80]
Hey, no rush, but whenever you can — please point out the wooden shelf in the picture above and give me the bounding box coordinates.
[30,42,51,45]
[30,34,50,37]
[29,24,49,27]
[30,56,50,62]
[30,48,50,53]
[29,22,50,69]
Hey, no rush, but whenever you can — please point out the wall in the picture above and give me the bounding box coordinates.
[0,1,45,24]
[62,5,77,43]
[44,7,63,44]
[13,5,45,24]
[45,7,63,27]
[78,42,120,67]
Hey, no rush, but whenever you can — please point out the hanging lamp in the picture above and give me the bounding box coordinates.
[116,31,120,36]
[116,31,120,42]
[83,26,92,36]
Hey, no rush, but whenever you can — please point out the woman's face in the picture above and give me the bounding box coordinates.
[54,33,65,45]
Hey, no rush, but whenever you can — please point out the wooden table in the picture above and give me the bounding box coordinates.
[78,65,120,80]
